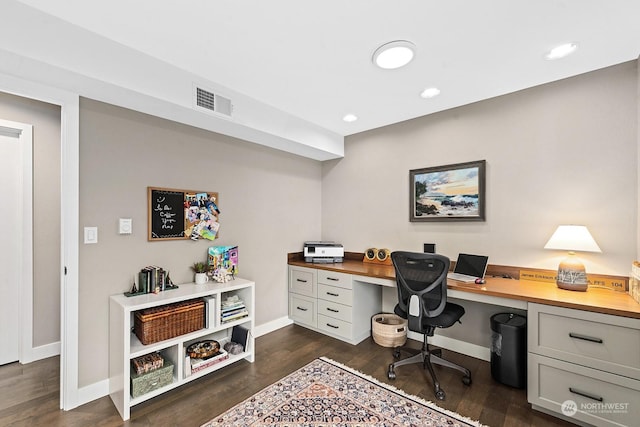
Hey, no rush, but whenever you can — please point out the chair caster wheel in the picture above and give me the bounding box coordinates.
[462,376,472,386]
[387,365,396,380]
[435,389,446,400]
[393,349,401,359]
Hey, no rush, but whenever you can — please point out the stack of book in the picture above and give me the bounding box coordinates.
[220,294,249,324]
[630,261,640,304]
[188,349,229,375]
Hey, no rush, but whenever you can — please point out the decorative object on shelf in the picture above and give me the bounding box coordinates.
[131,352,164,375]
[148,186,220,241]
[186,340,220,359]
[208,246,238,276]
[363,248,392,265]
[410,160,486,222]
[631,261,640,304]
[125,265,178,297]
[544,225,602,291]
[130,362,173,398]
[134,298,205,344]
[212,267,231,283]
[192,261,209,285]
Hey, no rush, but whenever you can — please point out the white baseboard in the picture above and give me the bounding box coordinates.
[21,341,61,364]
[407,331,490,362]
[254,316,293,338]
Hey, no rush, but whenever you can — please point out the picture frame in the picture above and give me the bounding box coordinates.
[409,160,486,222]
[148,187,220,241]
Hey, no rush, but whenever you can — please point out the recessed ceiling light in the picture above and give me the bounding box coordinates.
[343,113,358,123]
[420,87,441,99]
[545,43,578,60]
[373,40,416,69]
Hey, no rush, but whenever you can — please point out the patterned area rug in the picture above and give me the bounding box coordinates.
[203,357,484,427]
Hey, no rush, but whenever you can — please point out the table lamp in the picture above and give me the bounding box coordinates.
[544,225,601,291]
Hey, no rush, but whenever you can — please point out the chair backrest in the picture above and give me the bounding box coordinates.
[391,251,450,333]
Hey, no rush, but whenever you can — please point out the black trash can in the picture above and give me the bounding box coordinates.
[490,313,527,388]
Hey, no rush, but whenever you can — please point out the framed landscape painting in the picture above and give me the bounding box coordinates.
[410,160,486,222]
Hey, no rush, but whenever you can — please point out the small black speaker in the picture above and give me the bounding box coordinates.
[423,243,436,253]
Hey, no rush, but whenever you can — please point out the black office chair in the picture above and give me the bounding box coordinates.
[387,251,472,400]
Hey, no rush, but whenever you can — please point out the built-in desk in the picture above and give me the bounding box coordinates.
[288,255,640,319]
[288,253,640,427]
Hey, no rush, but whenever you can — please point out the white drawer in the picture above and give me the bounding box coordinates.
[318,283,353,306]
[528,303,640,379]
[317,270,351,289]
[318,299,352,323]
[528,353,640,427]
[317,314,352,340]
[289,267,316,297]
[289,294,316,327]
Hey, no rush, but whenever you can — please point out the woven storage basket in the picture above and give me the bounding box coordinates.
[372,313,408,347]
[134,299,205,345]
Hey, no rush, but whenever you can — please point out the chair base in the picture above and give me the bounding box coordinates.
[387,338,472,400]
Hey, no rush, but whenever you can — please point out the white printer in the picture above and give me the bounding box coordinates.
[303,241,344,263]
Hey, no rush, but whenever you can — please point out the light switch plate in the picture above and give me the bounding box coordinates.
[84,227,98,244]
[119,218,132,234]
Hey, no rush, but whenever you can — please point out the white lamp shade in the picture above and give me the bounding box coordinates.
[544,225,601,253]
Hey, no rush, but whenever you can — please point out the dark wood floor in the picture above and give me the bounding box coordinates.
[0,324,575,427]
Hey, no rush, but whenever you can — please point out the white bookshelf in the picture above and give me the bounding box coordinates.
[109,278,255,420]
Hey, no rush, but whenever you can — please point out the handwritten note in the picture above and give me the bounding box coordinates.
[148,188,186,239]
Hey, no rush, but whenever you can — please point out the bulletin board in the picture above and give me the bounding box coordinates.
[147,187,220,241]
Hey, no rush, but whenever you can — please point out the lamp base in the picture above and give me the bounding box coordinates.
[556,254,588,292]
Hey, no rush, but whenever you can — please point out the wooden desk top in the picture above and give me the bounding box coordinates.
[288,255,640,319]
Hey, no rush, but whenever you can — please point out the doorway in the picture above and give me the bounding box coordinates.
[0,120,33,366]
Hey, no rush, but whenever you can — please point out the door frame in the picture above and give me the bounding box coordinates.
[0,73,80,410]
[0,119,33,365]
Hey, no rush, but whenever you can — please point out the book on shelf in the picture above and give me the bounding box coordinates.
[203,295,216,328]
[221,310,249,323]
[189,349,229,374]
[231,325,250,351]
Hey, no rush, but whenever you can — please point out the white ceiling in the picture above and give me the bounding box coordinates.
[8,0,640,138]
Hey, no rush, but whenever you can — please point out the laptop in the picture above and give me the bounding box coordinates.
[447,253,489,283]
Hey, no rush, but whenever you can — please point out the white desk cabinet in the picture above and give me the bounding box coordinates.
[528,303,640,427]
[109,279,255,420]
[288,265,381,345]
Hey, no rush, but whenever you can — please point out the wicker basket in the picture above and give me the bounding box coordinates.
[372,313,407,347]
[134,299,205,345]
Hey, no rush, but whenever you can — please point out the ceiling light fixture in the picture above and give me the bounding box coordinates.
[343,113,358,123]
[420,87,441,99]
[373,40,416,69]
[545,42,578,60]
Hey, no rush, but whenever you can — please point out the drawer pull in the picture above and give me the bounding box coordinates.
[326,277,339,281]
[569,332,603,344]
[296,306,308,312]
[326,308,339,313]
[326,292,340,297]
[569,387,603,402]
[296,278,308,283]
[326,323,339,329]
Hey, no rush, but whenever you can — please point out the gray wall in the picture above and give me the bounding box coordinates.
[323,61,638,278]
[0,92,60,348]
[78,99,321,386]
[0,91,61,348]
[322,61,638,347]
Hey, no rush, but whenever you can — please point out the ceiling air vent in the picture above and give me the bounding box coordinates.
[194,86,233,117]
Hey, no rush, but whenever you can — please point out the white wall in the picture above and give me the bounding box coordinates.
[78,99,321,387]
[322,61,638,277]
